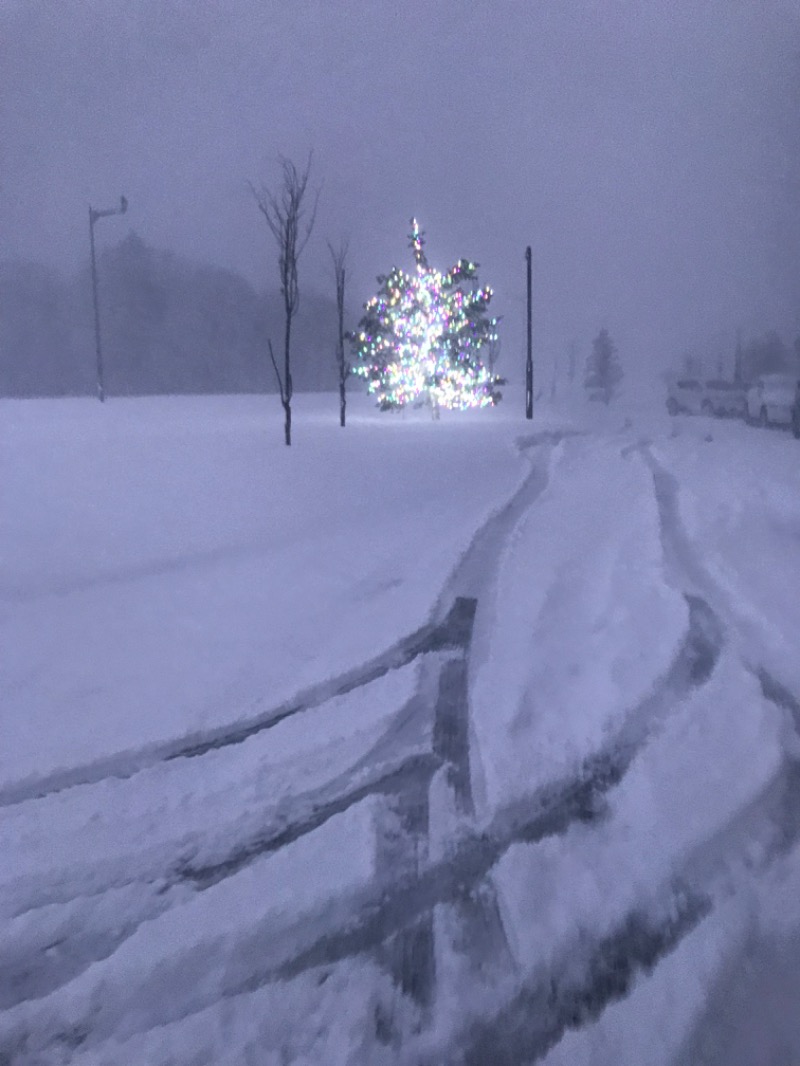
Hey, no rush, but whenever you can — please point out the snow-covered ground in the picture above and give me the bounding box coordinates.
[1,390,800,1065]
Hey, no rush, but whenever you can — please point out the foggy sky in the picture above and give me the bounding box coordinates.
[3,0,800,390]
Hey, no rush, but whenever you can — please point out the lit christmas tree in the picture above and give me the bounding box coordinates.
[350,220,503,411]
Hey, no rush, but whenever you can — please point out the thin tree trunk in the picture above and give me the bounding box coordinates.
[341,268,347,426]
[251,154,317,448]
[328,248,347,428]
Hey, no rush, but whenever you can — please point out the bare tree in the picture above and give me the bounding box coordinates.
[327,237,350,427]
[250,154,318,445]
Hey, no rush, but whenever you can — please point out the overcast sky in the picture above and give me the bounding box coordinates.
[3,0,800,388]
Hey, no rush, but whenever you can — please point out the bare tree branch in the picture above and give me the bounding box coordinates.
[327,237,350,427]
[267,338,285,404]
[327,236,349,275]
[249,152,318,445]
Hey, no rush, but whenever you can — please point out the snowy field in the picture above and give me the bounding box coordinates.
[2,389,800,1064]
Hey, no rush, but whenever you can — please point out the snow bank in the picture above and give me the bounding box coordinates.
[0,661,420,906]
[469,436,687,818]
[652,420,800,694]
[675,840,800,1066]
[0,795,385,1060]
[0,394,528,785]
[66,958,408,1066]
[542,895,750,1066]
[492,654,785,979]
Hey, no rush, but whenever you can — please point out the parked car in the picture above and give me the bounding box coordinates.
[700,379,747,417]
[666,379,703,415]
[746,374,798,427]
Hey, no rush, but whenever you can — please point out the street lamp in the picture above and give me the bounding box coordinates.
[88,195,128,402]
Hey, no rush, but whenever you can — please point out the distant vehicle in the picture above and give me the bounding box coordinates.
[666,379,703,415]
[700,379,747,418]
[746,374,798,427]
[793,380,800,439]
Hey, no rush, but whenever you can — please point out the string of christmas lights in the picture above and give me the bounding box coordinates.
[350,219,502,411]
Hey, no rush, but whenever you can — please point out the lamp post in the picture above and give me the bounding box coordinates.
[89,195,128,402]
[525,245,533,419]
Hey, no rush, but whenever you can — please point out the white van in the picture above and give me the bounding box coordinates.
[702,380,747,417]
[746,374,798,427]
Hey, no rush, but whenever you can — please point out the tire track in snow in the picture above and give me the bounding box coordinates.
[640,442,800,830]
[0,435,554,811]
[4,656,442,918]
[222,441,733,1039]
[0,599,473,809]
[424,438,800,1062]
[0,434,746,1061]
[756,668,800,735]
[364,435,563,1011]
[641,442,800,731]
[293,439,722,1025]
[0,667,440,1008]
[443,756,800,1066]
[0,892,179,1014]
[639,443,732,603]
[6,434,763,1062]
[419,436,568,1006]
[238,436,568,1009]
[434,431,579,609]
[0,609,485,1051]
[0,604,477,1020]
[228,595,722,992]
[493,442,800,1062]
[642,441,800,754]
[0,439,563,1049]
[0,752,443,1015]
[447,886,712,1066]
[178,752,439,890]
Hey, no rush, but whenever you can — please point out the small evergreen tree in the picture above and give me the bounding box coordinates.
[350,220,502,412]
[585,327,622,404]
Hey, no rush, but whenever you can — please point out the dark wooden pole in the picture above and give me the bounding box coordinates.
[89,208,105,403]
[525,245,533,419]
[338,266,346,427]
[87,196,127,403]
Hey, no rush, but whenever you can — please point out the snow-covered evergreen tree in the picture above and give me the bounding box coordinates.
[585,327,623,404]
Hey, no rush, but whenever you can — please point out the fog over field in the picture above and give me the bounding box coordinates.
[3,0,800,393]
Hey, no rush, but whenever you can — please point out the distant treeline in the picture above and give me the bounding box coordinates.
[678,329,800,385]
[0,232,352,397]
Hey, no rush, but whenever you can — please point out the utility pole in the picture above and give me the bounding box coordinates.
[525,245,533,419]
[550,350,557,401]
[734,327,743,384]
[89,195,128,402]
